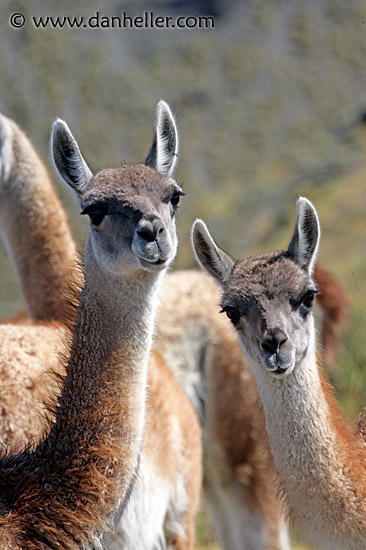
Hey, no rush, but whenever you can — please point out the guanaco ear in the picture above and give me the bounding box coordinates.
[51,119,93,204]
[145,100,179,176]
[287,197,320,275]
[192,219,235,286]
[0,113,13,182]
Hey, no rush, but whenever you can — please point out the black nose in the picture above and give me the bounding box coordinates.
[136,218,166,242]
[260,328,288,355]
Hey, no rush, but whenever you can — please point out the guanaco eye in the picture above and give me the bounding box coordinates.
[221,307,240,325]
[170,193,181,207]
[81,205,108,226]
[301,290,316,309]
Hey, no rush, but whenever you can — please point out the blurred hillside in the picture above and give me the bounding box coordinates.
[1,0,366,407]
[1,1,366,548]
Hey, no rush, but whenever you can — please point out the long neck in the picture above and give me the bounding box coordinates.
[0,115,78,322]
[248,325,366,550]
[0,242,163,547]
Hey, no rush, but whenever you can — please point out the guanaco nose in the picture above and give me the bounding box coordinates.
[260,328,288,355]
[136,218,166,243]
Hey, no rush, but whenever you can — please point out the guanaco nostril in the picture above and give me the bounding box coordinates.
[153,219,165,237]
[261,339,278,355]
[261,328,288,354]
[136,218,166,242]
[278,336,288,348]
[137,229,155,242]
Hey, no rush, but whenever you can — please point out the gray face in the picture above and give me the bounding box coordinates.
[80,164,183,275]
[221,252,317,378]
[51,101,181,278]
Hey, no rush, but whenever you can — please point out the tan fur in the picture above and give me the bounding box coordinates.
[156,267,348,549]
[157,270,286,549]
[149,352,201,544]
[0,324,66,450]
[0,113,78,323]
[0,325,201,549]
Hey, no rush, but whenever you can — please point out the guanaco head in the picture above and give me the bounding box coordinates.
[191,198,321,378]
[51,100,182,276]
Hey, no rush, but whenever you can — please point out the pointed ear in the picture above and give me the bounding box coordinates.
[51,119,93,204]
[145,100,179,176]
[287,197,320,275]
[191,219,235,286]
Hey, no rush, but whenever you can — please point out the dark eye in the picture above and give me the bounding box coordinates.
[301,290,315,309]
[221,307,240,325]
[81,206,107,226]
[170,192,181,207]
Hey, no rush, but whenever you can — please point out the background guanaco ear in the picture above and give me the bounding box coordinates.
[51,119,93,204]
[191,219,235,286]
[145,100,179,176]
[287,197,320,276]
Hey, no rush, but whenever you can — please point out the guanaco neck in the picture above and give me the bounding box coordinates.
[0,115,78,322]
[0,240,165,546]
[248,325,366,549]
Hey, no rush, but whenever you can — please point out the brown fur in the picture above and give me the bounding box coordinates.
[356,407,366,442]
[0,292,137,549]
[314,265,349,366]
[0,112,201,549]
